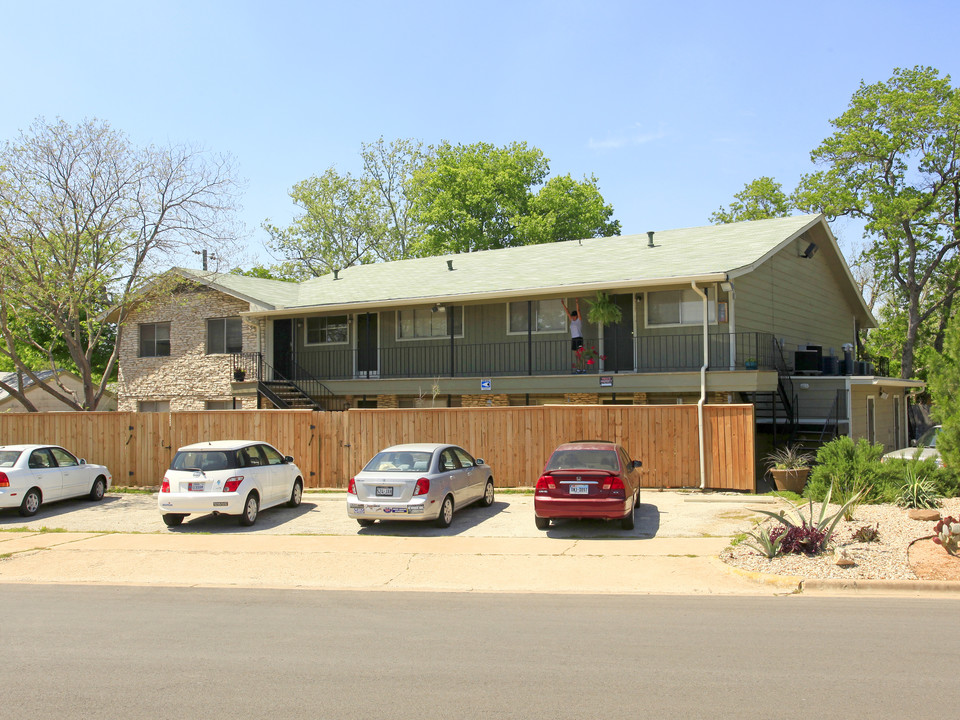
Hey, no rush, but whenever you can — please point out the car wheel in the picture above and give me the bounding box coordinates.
[479,479,495,507]
[435,495,454,528]
[357,519,375,527]
[162,513,185,527]
[287,479,303,508]
[620,493,637,531]
[239,492,259,526]
[535,516,550,530]
[18,488,41,517]
[89,476,107,501]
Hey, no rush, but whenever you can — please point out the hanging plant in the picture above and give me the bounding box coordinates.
[587,291,622,326]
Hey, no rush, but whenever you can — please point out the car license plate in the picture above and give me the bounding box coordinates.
[375,486,393,497]
[188,482,205,492]
[569,484,589,495]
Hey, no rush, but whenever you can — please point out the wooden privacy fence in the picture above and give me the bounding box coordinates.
[0,405,755,491]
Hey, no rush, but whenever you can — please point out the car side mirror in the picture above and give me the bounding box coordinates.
[476,458,485,465]
[632,460,642,468]
[284,455,295,464]
[79,459,87,465]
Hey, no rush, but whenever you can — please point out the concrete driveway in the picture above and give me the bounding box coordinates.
[0,489,773,539]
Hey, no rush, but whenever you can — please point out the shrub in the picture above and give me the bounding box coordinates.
[771,524,827,555]
[804,436,886,503]
[741,524,783,558]
[933,516,960,555]
[765,444,815,470]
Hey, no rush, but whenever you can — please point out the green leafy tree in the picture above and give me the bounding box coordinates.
[793,66,960,380]
[410,141,618,255]
[264,138,425,278]
[927,316,960,469]
[710,176,792,224]
[0,117,239,410]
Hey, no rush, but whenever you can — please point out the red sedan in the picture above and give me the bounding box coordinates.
[534,441,642,531]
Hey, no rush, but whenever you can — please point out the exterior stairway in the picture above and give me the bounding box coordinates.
[260,380,321,410]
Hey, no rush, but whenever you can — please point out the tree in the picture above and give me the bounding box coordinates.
[793,66,960,380]
[264,138,425,278]
[0,117,239,411]
[710,176,792,224]
[926,316,960,469]
[410,140,618,255]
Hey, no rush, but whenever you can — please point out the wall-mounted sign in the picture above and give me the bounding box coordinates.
[480,379,492,391]
[599,376,613,387]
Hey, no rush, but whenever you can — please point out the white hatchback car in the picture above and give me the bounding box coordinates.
[158,440,304,527]
[0,444,112,517]
[347,443,495,527]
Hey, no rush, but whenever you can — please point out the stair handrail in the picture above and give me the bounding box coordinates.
[245,352,347,412]
[770,337,796,436]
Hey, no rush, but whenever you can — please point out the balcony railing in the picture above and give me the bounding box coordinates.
[274,332,781,381]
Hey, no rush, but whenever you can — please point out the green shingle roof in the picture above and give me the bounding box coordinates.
[178,214,830,312]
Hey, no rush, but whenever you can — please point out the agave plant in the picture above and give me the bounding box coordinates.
[752,481,869,555]
[896,465,941,510]
[740,523,784,558]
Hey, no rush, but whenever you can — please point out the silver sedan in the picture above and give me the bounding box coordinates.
[346,443,495,528]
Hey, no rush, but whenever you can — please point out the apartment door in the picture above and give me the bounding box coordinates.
[356,312,379,377]
[274,319,293,379]
[603,294,635,372]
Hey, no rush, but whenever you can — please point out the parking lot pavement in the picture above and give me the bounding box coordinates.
[0,489,775,539]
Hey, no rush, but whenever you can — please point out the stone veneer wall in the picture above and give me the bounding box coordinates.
[563,393,600,404]
[117,287,259,411]
[376,395,399,408]
[460,394,509,407]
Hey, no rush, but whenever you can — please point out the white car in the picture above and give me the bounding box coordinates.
[347,443,495,527]
[0,444,112,517]
[158,440,304,528]
[882,425,944,467]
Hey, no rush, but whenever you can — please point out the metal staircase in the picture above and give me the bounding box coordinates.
[233,353,348,412]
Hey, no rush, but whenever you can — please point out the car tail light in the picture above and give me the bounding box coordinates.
[413,477,430,496]
[535,474,556,493]
[160,478,170,493]
[347,477,357,495]
[223,476,244,493]
[0,472,8,488]
[602,475,626,495]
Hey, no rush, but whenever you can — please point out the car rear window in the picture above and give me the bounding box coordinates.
[171,450,238,472]
[363,451,433,473]
[0,450,22,468]
[545,449,620,472]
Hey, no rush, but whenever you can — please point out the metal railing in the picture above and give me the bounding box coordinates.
[278,331,781,381]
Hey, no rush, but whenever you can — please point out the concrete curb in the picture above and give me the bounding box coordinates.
[801,578,960,595]
[712,557,802,591]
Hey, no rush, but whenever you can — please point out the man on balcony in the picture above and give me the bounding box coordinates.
[561,298,585,373]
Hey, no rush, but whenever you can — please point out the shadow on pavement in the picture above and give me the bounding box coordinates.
[355,499,507,537]
[536,501,663,539]
[0,494,123,525]
[163,501,319,533]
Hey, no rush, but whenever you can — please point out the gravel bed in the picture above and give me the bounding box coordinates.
[721,497,960,580]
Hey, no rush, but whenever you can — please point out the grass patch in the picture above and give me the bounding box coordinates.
[763,490,805,504]
[0,526,69,533]
[729,532,748,547]
[109,487,155,494]
[496,488,535,495]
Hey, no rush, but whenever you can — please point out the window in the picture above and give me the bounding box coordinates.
[207,317,243,354]
[646,288,716,327]
[50,447,79,467]
[206,399,236,410]
[866,396,876,444]
[139,323,170,357]
[453,447,475,468]
[397,307,462,339]
[508,299,567,334]
[439,449,460,472]
[305,316,348,345]
[894,395,902,448]
[28,448,55,469]
[138,400,170,412]
[259,444,285,465]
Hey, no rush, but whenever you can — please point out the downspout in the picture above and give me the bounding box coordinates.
[691,281,708,490]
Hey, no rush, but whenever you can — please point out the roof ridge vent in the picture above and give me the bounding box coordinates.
[447,259,454,271]
[647,231,655,248]
[333,269,339,280]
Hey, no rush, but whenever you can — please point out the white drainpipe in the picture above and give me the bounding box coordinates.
[691,281,708,490]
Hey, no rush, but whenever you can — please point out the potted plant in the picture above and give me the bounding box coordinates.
[586,291,622,326]
[764,444,814,493]
[744,357,758,370]
[233,368,246,382]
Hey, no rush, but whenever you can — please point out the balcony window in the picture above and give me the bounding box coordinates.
[305,316,348,345]
[508,299,567,334]
[139,323,170,357]
[646,288,716,327]
[207,317,244,354]
[397,307,462,340]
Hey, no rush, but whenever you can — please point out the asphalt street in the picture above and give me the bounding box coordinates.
[3,585,958,720]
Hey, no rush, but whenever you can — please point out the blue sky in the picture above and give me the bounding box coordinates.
[3,0,957,266]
